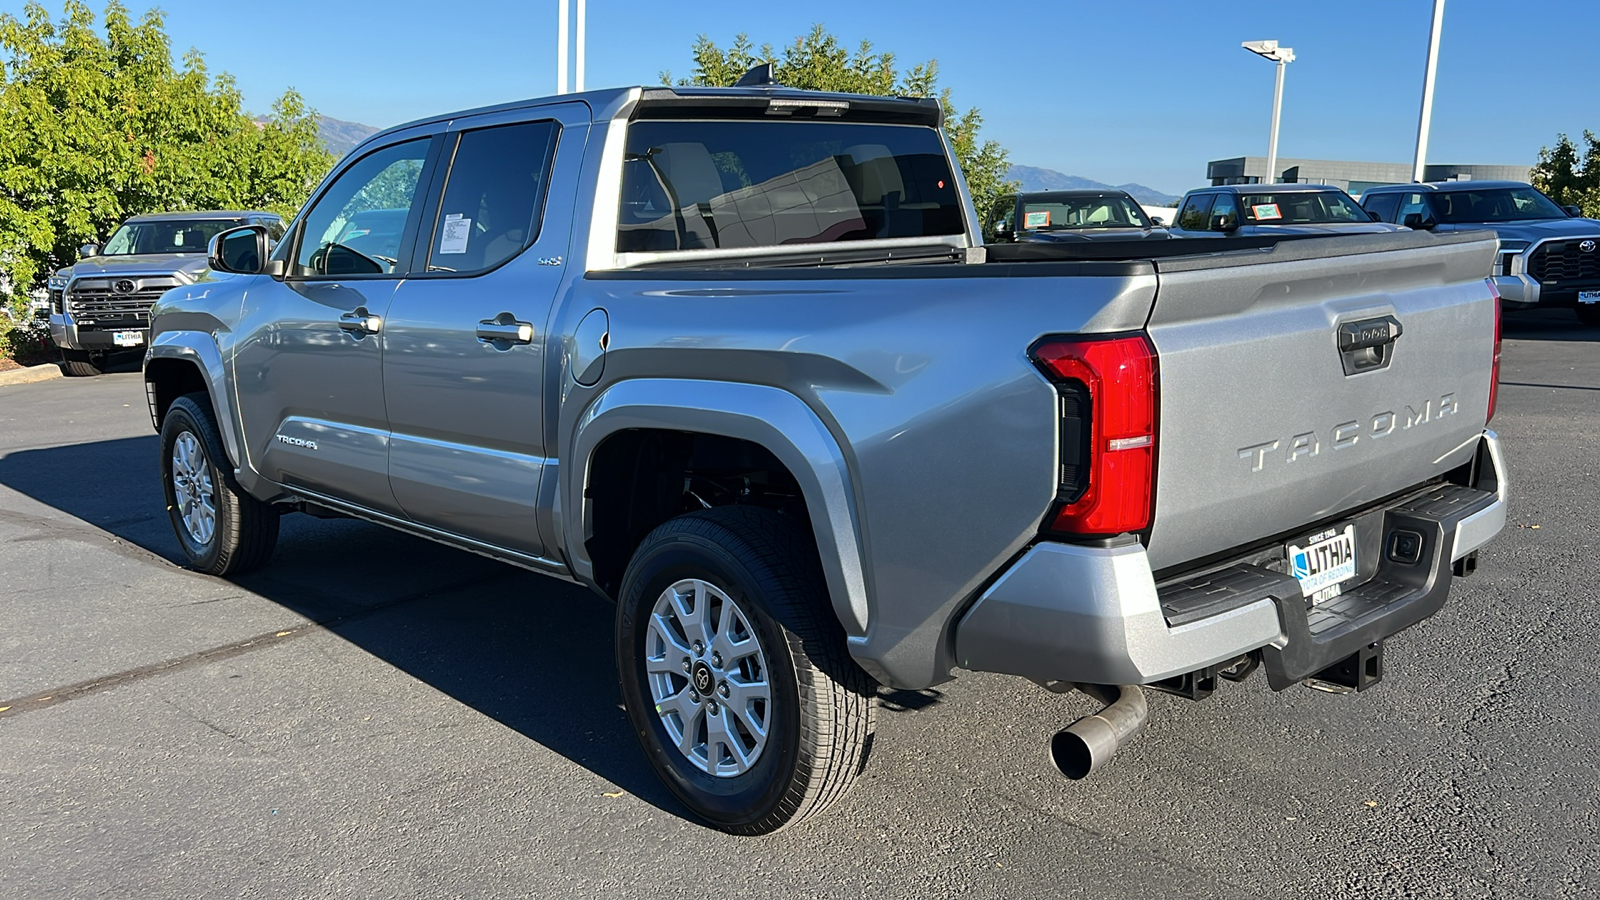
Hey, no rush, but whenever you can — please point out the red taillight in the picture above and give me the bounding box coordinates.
[1032,334,1158,536]
[1486,278,1502,422]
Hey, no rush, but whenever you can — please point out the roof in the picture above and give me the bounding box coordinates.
[1015,190,1136,200]
[122,210,280,223]
[1359,180,1534,194]
[1192,183,1353,195]
[353,84,944,157]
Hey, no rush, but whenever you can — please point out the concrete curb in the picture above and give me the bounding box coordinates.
[0,363,64,388]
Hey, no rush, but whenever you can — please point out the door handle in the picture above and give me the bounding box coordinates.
[338,308,382,335]
[477,316,534,346]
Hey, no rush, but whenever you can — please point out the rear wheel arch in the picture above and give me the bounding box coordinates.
[567,380,871,638]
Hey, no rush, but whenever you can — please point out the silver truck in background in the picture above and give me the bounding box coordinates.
[47,211,284,375]
[1360,180,1600,326]
[143,75,1507,833]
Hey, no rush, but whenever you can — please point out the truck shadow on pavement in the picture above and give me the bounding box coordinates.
[1501,309,1600,342]
[0,436,687,819]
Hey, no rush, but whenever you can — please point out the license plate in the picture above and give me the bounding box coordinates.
[1288,524,1357,603]
[113,330,144,347]
[1580,291,1600,305]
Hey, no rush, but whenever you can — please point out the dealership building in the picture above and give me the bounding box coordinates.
[1204,157,1531,196]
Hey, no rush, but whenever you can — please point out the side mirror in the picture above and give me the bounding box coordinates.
[1402,212,1436,230]
[990,228,1014,243]
[1211,213,1238,232]
[208,224,283,276]
[1563,205,1584,217]
[1368,210,1382,222]
[1150,216,1165,226]
[79,243,100,259]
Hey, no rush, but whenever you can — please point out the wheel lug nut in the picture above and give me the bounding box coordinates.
[681,658,691,672]
[692,641,705,656]
[690,690,700,703]
[710,652,723,668]
[718,682,729,698]
[707,702,719,715]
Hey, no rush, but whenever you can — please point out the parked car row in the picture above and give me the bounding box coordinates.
[984,180,1600,325]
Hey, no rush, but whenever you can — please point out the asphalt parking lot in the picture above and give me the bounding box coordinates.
[1,311,1595,900]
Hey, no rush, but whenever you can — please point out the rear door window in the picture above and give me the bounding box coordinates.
[616,120,964,253]
[423,121,560,275]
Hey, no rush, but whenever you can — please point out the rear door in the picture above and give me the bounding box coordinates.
[380,103,586,557]
[1141,231,1498,572]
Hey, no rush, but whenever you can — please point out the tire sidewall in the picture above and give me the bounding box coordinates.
[617,527,804,828]
[159,399,226,572]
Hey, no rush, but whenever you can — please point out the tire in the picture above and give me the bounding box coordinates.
[615,506,876,834]
[60,353,103,377]
[1577,305,1600,327]
[159,394,279,576]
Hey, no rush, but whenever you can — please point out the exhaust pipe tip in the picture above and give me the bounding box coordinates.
[1049,685,1148,780]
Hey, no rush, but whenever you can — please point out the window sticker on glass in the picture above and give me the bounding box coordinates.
[1252,203,1282,220]
[438,214,472,254]
[1023,210,1051,228]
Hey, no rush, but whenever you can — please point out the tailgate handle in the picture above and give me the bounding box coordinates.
[1337,315,1403,375]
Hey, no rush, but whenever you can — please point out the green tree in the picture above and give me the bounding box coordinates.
[1531,131,1600,218]
[0,1,332,309]
[663,25,1017,217]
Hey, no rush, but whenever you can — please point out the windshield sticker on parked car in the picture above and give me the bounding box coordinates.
[1024,210,1051,228]
[1252,203,1282,220]
[439,214,472,254]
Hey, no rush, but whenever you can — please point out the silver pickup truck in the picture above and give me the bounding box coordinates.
[144,78,1508,834]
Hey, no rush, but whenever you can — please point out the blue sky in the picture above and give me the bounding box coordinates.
[16,0,1598,195]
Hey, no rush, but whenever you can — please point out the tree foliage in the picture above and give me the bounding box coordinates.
[0,1,333,303]
[663,25,1016,217]
[1531,131,1600,218]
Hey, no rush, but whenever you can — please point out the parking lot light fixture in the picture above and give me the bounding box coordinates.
[1242,40,1295,186]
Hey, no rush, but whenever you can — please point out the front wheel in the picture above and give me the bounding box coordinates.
[159,394,279,575]
[616,506,876,834]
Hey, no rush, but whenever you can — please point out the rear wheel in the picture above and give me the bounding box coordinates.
[1576,305,1600,327]
[159,394,279,575]
[615,506,875,834]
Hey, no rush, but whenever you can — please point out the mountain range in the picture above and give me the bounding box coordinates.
[1007,165,1181,207]
[316,116,382,158]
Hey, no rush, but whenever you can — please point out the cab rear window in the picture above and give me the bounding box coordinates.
[616,120,964,253]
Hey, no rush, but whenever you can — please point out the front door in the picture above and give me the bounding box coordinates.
[382,105,587,556]
[232,132,439,514]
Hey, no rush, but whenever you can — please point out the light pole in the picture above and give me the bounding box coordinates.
[555,0,587,94]
[557,0,568,94]
[1242,40,1295,185]
[1412,0,1446,182]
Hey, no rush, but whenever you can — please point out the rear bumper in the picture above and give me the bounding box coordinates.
[955,430,1507,688]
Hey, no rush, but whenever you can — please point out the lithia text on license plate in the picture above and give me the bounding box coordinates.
[1288,524,1357,605]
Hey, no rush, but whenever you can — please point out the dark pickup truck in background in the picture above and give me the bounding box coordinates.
[982,189,1169,243]
[1360,181,1600,326]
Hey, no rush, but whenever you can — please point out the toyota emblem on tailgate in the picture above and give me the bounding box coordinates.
[113,279,136,294]
[1581,240,1596,253]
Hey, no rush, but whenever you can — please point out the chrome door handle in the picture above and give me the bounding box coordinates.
[338,309,382,335]
[477,317,534,345]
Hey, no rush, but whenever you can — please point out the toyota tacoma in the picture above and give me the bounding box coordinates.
[143,72,1508,834]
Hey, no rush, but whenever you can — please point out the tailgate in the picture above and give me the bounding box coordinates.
[1143,231,1498,572]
